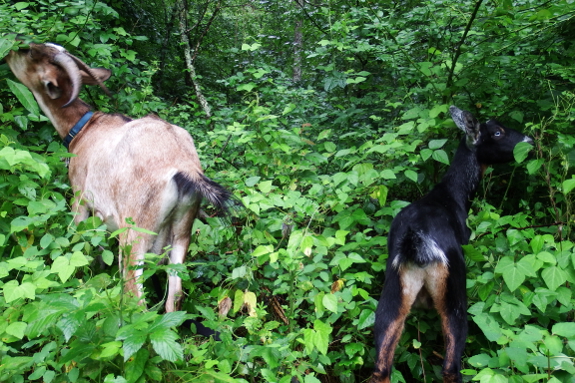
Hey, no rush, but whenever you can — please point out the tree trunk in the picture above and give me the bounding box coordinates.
[177,0,212,118]
[293,19,303,82]
[293,0,304,83]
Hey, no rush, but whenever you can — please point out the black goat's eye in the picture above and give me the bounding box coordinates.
[494,131,501,137]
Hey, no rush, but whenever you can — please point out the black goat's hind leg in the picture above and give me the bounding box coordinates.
[426,257,467,383]
[372,265,425,383]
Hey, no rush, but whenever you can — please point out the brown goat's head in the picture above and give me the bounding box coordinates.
[6,42,111,107]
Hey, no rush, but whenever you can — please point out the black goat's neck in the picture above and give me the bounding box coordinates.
[439,138,483,212]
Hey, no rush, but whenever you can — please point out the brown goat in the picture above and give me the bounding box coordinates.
[6,42,233,312]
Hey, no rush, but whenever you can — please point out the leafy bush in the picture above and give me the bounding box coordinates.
[2,0,575,382]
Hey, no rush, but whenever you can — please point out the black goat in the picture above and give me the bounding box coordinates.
[370,106,532,383]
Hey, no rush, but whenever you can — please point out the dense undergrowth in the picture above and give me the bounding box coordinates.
[1,0,575,382]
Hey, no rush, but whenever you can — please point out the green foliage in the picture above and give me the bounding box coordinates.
[2,0,575,382]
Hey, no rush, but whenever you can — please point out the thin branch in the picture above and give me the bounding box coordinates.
[191,0,222,62]
[370,10,442,96]
[458,10,575,78]
[184,0,209,34]
[443,0,484,104]
[293,0,329,36]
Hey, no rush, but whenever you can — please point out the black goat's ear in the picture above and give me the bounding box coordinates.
[449,105,480,146]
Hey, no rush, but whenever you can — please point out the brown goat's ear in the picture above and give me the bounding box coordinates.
[41,66,63,100]
[45,80,62,100]
[80,68,112,85]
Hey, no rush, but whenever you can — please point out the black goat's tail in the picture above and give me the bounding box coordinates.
[173,172,238,216]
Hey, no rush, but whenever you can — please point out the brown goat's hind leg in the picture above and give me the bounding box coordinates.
[121,230,150,305]
[165,204,199,312]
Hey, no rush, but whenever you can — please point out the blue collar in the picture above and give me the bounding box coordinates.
[63,111,93,149]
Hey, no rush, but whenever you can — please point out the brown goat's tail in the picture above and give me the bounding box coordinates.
[173,172,237,216]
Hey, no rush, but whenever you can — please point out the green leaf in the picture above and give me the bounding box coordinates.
[504,348,529,373]
[258,180,273,193]
[43,368,59,383]
[509,110,524,123]
[513,141,532,164]
[261,369,278,382]
[462,245,484,262]
[304,375,322,383]
[237,83,256,92]
[429,104,448,118]
[120,330,147,361]
[6,321,27,339]
[563,178,575,194]
[420,148,433,161]
[150,328,182,362]
[397,121,414,134]
[282,103,296,115]
[302,328,315,355]
[241,43,261,51]
[102,250,114,266]
[313,319,332,355]
[40,233,54,249]
[503,266,525,292]
[0,38,13,58]
[500,301,520,324]
[541,266,567,291]
[552,322,575,338]
[357,309,375,330]
[544,334,563,355]
[70,251,89,267]
[338,257,354,271]
[19,282,35,300]
[125,348,149,382]
[151,311,187,330]
[530,235,544,253]
[144,364,163,381]
[14,2,29,11]
[59,342,96,364]
[404,170,418,182]
[57,312,84,342]
[467,353,490,367]
[428,139,447,149]
[526,158,543,175]
[103,375,128,383]
[29,366,46,380]
[472,313,502,342]
[432,149,449,165]
[99,341,122,359]
[381,169,396,179]
[7,79,39,115]
[3,280,22,303]
[536,251,556,264]
[52,256,75,283]
[322,294,338,313]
